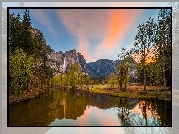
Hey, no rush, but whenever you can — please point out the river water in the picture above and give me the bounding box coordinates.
[9,88,171,126]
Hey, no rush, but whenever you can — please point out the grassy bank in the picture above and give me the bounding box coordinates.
[9,84,171,103]
[73,84,171,101]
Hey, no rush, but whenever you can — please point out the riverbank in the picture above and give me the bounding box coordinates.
[8,84,171,104]
[9,88,46,104]
[72,84,171,101]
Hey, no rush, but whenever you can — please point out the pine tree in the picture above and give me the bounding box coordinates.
[20,9,34,55]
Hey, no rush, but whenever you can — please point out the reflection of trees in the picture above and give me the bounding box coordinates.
[118,107,130,126]
[9,89,64,126]
[153,99,172,126]
[9,89,171,126]
[117,107,144,126]
[117,99,171,126]
[65,90,86,120]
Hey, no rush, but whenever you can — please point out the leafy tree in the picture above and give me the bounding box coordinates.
[53,75,59,88]
[132,18,157,94]
[156,9,172,93]
[9,48,34,95]
[85,75,90,88]
[62,74,69,86]
[117,58,131,91]
[67,63,81,89]
[147,62,163,86]
[9,9,53,92]
[108,72,117,88]
[117,48,133,91]
[79,72,85,89]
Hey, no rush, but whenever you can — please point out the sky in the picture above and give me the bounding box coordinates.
[5,3,168,63]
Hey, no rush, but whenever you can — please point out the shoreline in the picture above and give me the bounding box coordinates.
[73,88,171,102]
[9,86,171,104]
[9,88,46,104]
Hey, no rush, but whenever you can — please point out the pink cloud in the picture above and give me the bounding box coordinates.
[78,107,92,126]
[57,9,110,61]
[96,9,143,58]
[77,106,121,126]
[57,9,143,62]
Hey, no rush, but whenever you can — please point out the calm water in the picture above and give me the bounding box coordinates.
[9,88,171,126]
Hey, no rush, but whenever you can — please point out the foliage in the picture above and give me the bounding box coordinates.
[66,63,81,88]
[132,18,157,93]
[9,9,53,95]
[79,72,85,88]
[155,9,172,91]
[108,72,117,88]
[117,57,132,90]
[9,48,34,95]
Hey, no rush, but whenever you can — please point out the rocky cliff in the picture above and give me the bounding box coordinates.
[48,49,122,78]
[31,27,122,77]
[48,49,90,74]
[87,59,121,77]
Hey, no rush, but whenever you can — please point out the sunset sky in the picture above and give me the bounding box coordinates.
[7,4,167,62]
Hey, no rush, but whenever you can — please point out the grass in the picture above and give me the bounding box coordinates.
[74,84,171,100]
[9,84,171,103]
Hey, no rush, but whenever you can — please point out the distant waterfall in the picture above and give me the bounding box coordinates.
[63,57,66,72]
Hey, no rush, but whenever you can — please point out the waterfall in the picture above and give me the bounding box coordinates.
[63,57,66,72]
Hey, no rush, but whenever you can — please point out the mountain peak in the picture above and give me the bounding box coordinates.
[48,49,122,77]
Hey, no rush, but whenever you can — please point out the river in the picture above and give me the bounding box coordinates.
[9,88,171,126]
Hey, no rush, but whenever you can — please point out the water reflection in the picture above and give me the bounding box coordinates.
[9,89,171,126]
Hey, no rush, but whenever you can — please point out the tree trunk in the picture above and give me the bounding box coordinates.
[124,82,127,91]
[162,52,166,94]
[162,62,166,94]
[119,81,122,90]
[144,65,146,94]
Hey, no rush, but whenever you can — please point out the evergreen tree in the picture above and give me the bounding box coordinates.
[21,9,35,55]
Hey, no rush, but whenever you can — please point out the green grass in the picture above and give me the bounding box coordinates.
[73,84,171,100]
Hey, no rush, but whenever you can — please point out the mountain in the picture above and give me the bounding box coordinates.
[48,48,122,78]
[31,27,122,78]
[87,59,121,77]
[47,49,89,74]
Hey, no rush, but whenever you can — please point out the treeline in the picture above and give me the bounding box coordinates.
[9,9,53,95]
[116,9,171,94]
[50,63,93,89]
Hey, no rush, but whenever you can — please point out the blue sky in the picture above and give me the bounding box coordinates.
[5,2,169,62]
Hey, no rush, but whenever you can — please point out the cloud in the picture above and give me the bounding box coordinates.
[57,9,143,62]
[95,9,143,59]
[78,107,92,126]
[57,9,110,61]
[77,106,121,126]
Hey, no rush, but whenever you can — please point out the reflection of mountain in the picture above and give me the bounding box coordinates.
[9,89,171,126]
